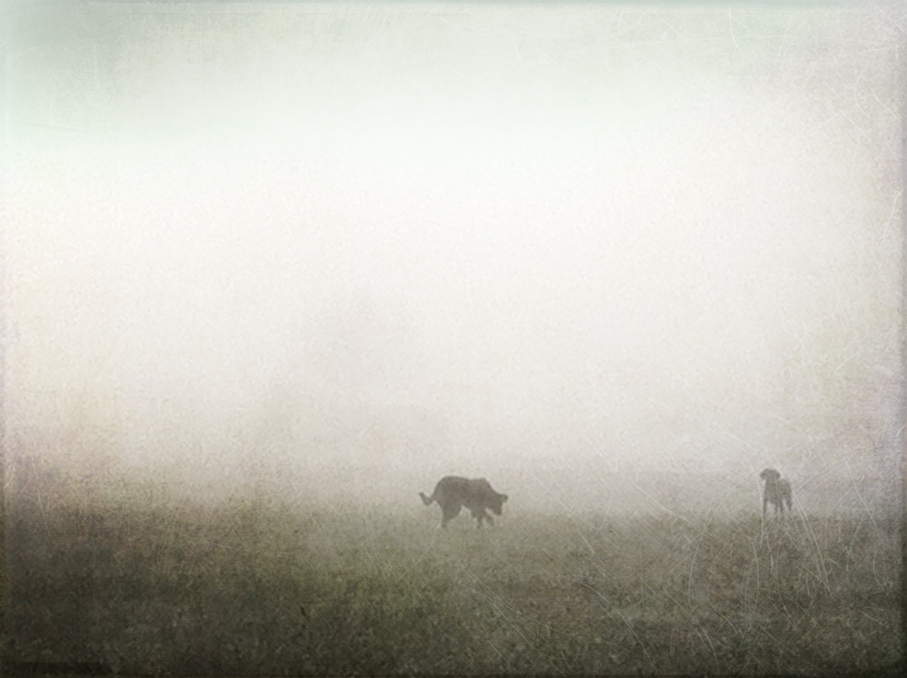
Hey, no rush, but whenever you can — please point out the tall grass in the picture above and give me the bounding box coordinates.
[4,494,901,675]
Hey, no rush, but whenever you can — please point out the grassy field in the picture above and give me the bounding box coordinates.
[3,494,902,676]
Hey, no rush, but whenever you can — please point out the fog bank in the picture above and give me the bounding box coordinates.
[4,3,902,520]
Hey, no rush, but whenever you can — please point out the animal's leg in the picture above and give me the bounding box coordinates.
[474,510,493,528]
[441,504,461,528]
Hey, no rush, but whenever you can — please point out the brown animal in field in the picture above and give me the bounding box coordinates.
[760,468,792,517]
[420,476,508,528]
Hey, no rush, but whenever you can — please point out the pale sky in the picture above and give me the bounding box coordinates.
[3,2,902,511]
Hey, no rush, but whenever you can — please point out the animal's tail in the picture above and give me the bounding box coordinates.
[419,491,434,506]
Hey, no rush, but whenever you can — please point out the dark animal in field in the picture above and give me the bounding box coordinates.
[760,468,792,517]
[420,476,508,528]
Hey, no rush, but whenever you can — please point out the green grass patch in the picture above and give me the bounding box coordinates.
[4,498,901,675]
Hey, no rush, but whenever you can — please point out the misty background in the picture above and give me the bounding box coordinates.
[3,2,902,520]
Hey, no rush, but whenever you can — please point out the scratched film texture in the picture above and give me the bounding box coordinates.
[2,1,903,675]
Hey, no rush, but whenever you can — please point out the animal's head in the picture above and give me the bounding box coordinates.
[760,468,781,482]
[489,492,508,515]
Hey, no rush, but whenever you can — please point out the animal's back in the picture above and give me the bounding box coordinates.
[434,476,468,499]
